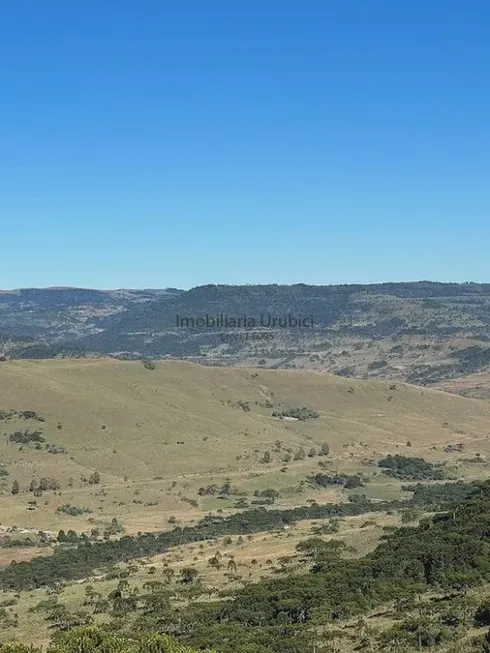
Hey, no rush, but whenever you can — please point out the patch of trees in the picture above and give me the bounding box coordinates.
[261,450,272,463]
[26,478,60,496]
[318,443,330,456]
[39,478,61,491]
[378,454,449,480]
[198,482,243,497]
[308,472,365,489]
[293,447,306,461]
[251,489,279,506]
[250,498,275,506]
[272,407,319,420]
[56,505,92,517]
[8,429,67,454]
[104,518,124,537]
[57,530,88,544]
[310,518,341,535]
[9,429,44,444]
[7,486,490,652]
[336,365,356,377]
[11,343,94,359]
[0,410,45,422]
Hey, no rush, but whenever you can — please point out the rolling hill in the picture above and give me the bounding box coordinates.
[1,358,490,535]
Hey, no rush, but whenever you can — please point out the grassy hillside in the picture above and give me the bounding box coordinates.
[2,359,490,651]
[1,359,490,537]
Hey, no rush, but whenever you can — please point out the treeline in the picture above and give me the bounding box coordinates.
[378,454,450,481]
[0,501,386,590]
[0,478,478,591]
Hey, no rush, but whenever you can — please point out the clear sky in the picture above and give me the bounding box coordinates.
[1,1,489,289]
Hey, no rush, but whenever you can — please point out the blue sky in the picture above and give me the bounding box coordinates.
[1,1,489,289]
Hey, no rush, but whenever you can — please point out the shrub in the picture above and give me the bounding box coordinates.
[56,505,92,517]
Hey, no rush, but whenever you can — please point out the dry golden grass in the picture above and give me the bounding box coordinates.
[0,546,52,568]
[0,358,489,539]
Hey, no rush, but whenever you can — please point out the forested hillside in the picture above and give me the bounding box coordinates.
[2,283,490,392]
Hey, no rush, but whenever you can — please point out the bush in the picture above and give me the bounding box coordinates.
[39,478,60,491]
[56,505,92,517]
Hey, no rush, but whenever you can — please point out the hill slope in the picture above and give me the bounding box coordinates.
[1,359,490,533]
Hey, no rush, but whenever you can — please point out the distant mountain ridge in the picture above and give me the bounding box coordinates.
[2,282,490,392]
[0,286,184,341]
